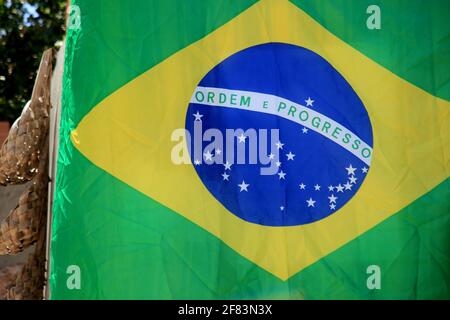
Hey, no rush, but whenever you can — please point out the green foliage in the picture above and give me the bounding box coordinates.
[0,0,67,123]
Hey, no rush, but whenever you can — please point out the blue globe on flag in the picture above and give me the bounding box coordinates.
[186,43,373,226]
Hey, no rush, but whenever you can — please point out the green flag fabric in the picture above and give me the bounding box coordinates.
[50,0,450,299]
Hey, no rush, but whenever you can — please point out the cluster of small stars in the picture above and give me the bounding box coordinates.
[297,164,368,210]
[191,107,369,215]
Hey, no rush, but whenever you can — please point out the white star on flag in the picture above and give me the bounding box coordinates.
[237,133,246,143]
[345,164,357,175]
[280,206,284,211]
[336,184,344,192]
[276,141,284,149]
[349,175,357,184]
[286,151,295,160]
[222,172,229,181]
[204,150,213,161]
[328,185,334,191]
[238,180,249,192]
[299,183,306,190]
[215,149,222,155]
[223,161,232,170]
[328,194,337,203]
[306,198,316,207]
[344,182,353,190]
[276,161,281,167]
[194,159,201,165]
[362,167,368,173]
[314,184,321,191]
[330,204,336,210]
[269,153,275,159]
[278,170,286,180]
[193,111,203,121]
[302,127,308,134]
[305,97,314,107]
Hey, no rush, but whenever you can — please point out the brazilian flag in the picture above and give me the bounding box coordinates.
[50,0,450,299]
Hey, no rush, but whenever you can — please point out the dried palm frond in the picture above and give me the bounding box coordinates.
[0,139,48,255]
[0,264,23,299]
[6,220,47,300]
[0,49,53,186]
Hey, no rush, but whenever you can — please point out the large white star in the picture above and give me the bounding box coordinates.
[335,184,344,192]
[306,198,316,207]
[299,183,306,190]
[238,180,249,192]
[349,175,357,184]
[193,111,203,121]
[222,172,229,181]
[328,194,338,203]
[204,150,213,161]
[328,185,334,191]
[275,141,284,149]
[237,133,246,143]
[223,161,232,170]
[278,170,286,180]
[305,97,314,107]
[344,182,353,190]
[286,151,295,160]
[345,164,357,175]
[314,184,321,191]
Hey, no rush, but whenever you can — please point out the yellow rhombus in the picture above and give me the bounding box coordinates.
[71,0,450,280]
